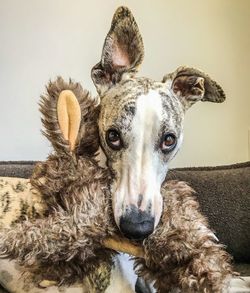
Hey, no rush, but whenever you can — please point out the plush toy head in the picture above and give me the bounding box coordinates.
[31,78,105,209]
[41,77,99,157]
[91,7,226,241]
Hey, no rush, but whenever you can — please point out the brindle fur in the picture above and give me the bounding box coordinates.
[0,6,232,293]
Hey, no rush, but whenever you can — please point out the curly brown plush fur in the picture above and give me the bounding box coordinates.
[0,78,118,287]
[135,181,232,292]
[0,77,232,292]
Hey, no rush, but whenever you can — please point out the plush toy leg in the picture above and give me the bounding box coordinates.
[37,240,142,289]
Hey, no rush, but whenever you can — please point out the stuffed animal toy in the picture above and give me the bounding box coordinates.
[0,76,232,293]
[0,78,119,291]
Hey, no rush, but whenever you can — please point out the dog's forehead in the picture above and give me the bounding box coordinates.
[99,77,184,133]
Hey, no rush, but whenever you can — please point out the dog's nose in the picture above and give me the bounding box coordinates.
[119,206,154,240]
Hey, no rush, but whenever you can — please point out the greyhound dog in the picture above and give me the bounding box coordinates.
[92,6,230,292]
[92,6,225,241]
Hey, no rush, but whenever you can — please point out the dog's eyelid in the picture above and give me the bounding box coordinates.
[106,125,121,133]
[160,130,177,139]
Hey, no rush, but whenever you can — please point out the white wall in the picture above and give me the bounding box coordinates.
[0,0,249,167]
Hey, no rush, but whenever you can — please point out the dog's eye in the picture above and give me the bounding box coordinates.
[106,129,122,150]
[161,133,177,153]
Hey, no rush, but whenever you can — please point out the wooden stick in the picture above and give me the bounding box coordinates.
[103,237,144,258]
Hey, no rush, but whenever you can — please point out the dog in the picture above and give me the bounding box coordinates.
[92,6,232,292]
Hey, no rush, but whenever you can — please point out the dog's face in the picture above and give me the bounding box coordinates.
[97,78,185,239]
[92,7,226,240]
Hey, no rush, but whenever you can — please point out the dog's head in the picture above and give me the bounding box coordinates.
[92,7,226,240]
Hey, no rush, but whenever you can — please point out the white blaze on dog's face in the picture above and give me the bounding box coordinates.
[92,7,226,240]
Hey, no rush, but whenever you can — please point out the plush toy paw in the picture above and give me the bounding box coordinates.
[134,181,232,292]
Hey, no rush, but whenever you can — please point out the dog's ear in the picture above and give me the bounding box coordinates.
[40,77,99,156]
[91,6,144,96]
[163,66,226,110]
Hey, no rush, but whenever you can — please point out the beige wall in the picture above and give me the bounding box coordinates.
[0,0,249,167]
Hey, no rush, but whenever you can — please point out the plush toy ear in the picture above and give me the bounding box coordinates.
[57,90,81,151]
[162,66,226,110]
[40,77,99,156]
[91,6,144,96]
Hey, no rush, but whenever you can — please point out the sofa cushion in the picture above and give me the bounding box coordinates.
[0,161,36,178]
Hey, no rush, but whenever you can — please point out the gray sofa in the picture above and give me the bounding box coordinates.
[0,161,250,292]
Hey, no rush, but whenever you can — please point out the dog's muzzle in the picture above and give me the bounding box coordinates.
[119,205,154,240]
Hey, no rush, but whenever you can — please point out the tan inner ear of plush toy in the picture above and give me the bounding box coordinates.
[57,90,81,151]
[103,237,144,258]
